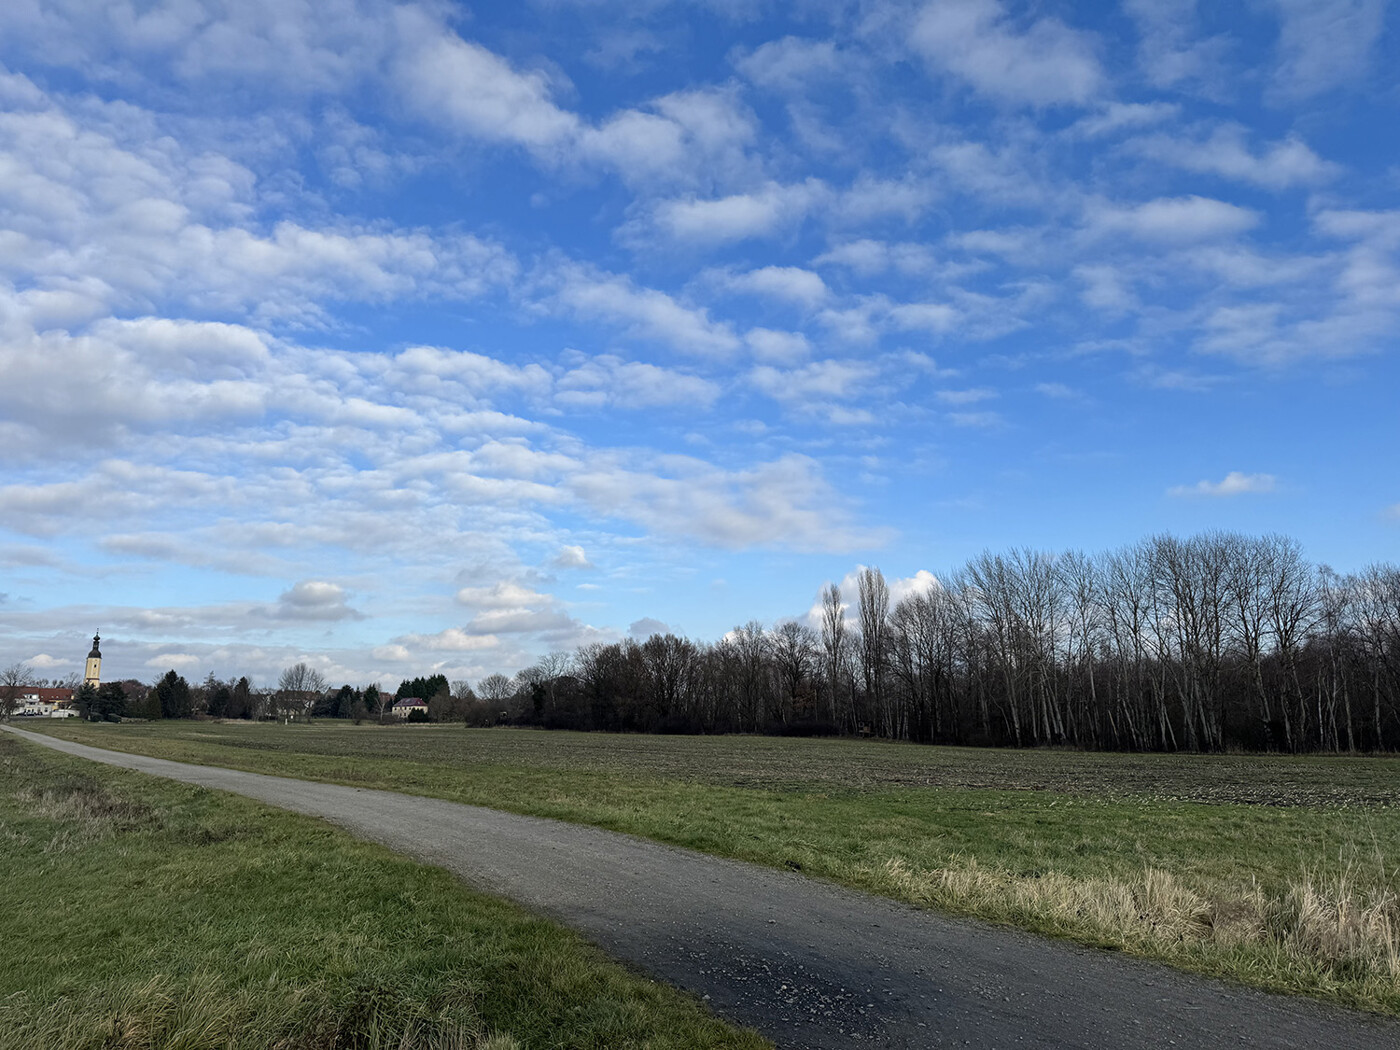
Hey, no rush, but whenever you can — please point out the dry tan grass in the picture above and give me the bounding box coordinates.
[17,779,159,854]
[0,974,521,1050]
[858,854,1400,1002]
[1270,874,1400,975]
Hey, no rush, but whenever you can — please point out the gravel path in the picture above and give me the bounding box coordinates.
[8,724,1398,1050]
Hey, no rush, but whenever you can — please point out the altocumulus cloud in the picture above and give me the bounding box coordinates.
[1168,473,1279,498]
[271,582,365,622]
[0,0,1396,685]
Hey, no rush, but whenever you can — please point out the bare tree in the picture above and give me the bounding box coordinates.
[856,567,890,734]
[277,662,328,721]
[478,673,514,705]
[1263,534,1319,751]
[1,663,36,720]
[639,634,697,724]
[770,621,817,723]
[820,583,848,728]
[965,552,1025,745]
[729,621,771,731]
[1316,566,1357,751]
[535,650,572,716]
[1058,551,1104,746]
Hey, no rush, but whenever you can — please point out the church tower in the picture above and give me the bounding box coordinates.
[84,631,102,689]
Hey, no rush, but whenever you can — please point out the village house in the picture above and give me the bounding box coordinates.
[389,696,429,720]
[16,687,78,718]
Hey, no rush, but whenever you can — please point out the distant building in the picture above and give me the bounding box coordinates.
[390,697,429,720]
[17,687,75,717]
[84,631,102,689]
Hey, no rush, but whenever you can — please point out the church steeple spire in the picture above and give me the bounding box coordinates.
[84,631,102,689]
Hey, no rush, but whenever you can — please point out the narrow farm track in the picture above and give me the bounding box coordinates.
[8,725,1397,1050]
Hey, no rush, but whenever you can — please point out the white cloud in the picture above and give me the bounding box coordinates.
[551,545,595,570]
[745,328,812,364]
[0,0,395,95]
[581,87,758,187]
[935,388,997,405]
[1069,102,1180,138]
[567,452,889,552]
[887,301,960,334]
[646,180,827,245]
[1266,0,1386,98]
[1131,127,1339,190]
[717,265,829,307]
[1089,196,1260,243]
[732,37,846,93]
[923,138,1052,207]
[1314,209,1400,248]
[393,8,578,152]
[836,176,937,224]
[555,355,721,410]
[392,628,500,652]
[948,411,1003,428]
[813,240,936,277]
[751,360,876,403]
[1075,264,1138,314]
[910,0,1103,106]
[273,581,362,621]
[549,264,741,356]
[392,346,552,398]
[0,97,517,324]
[628,616,671,639]
[1123,0,1232,93]
[455,581,555,610]
[1168,472,1278,497]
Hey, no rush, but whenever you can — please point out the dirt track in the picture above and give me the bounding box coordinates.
[8,724,1397,1050]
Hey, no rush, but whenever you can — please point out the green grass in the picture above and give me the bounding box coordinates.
[0,732,769,1050]
[25,721,1400,1015]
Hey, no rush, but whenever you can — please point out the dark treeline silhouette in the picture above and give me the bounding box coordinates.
[508,532,1400,752]
[37,532,1399,752]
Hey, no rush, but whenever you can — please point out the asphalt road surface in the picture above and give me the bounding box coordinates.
[8,724,1398,1050]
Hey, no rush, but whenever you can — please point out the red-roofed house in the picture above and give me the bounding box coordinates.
[17,687,77,717]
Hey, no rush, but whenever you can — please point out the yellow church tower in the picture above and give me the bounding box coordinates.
[84,631,102,689]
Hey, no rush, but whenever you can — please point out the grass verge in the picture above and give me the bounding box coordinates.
[25,721,1400,1016]
[0,732,768,1050]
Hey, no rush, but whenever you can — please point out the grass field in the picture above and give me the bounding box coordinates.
[26,721,1400,1016]
[0,731,768,1050]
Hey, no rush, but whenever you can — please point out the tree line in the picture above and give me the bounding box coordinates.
[4,531,1397,752]
[497,531,1400,752]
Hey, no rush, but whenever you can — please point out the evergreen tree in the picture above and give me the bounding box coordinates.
[74,682,99,720]
[207,680,232,718]
[334,684,356,718]
[154,670,193,719]
[95,681,127,721]
[230,676,253,719]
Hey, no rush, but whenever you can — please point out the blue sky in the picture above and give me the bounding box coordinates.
[0,0,1397,688]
